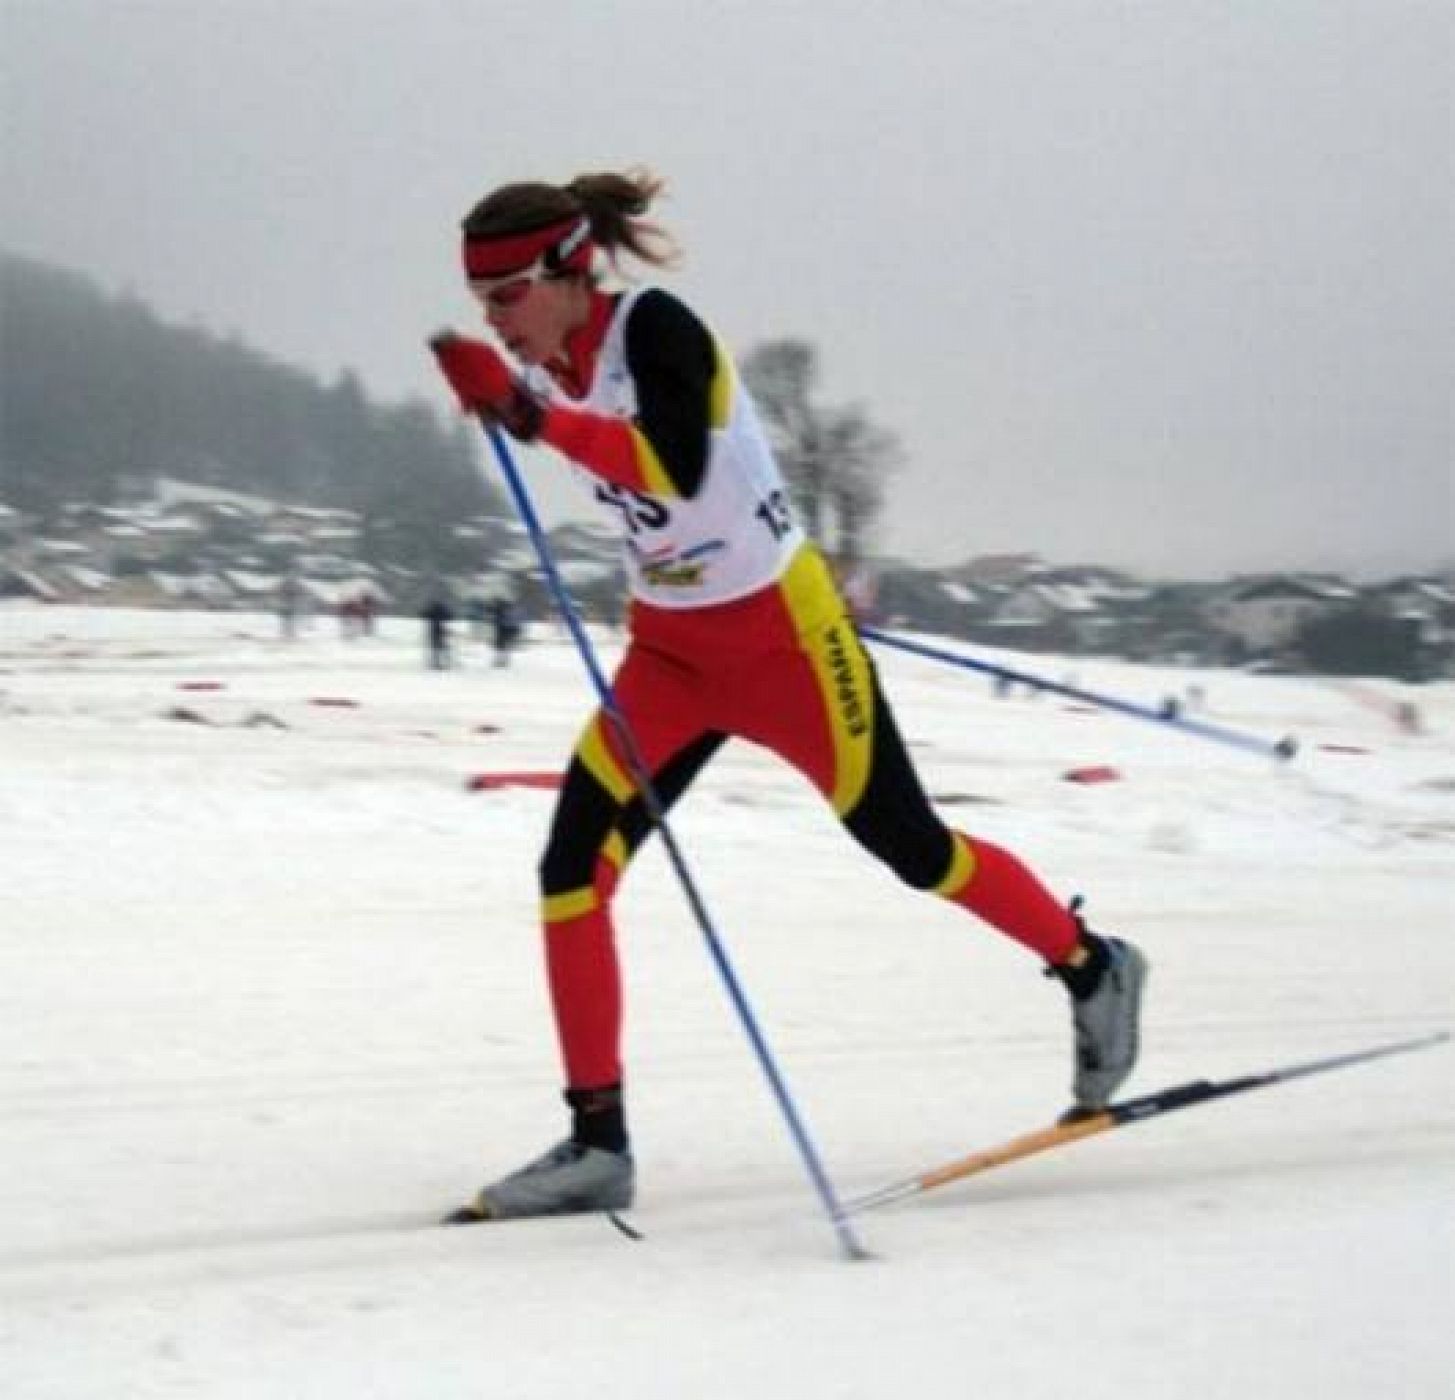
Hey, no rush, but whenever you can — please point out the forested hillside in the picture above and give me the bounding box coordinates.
[0,252,499,524]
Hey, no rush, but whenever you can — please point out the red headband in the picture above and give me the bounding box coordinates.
[462,215,595,280]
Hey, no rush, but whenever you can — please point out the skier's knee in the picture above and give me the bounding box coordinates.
[539,836,595,899]
[844,804,956,890]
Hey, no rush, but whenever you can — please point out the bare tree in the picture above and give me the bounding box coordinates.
[741,338,899,565]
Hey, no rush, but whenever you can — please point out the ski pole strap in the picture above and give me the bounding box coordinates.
[858,626,1297,762]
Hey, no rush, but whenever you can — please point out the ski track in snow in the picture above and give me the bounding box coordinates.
[2,606,1452,1400]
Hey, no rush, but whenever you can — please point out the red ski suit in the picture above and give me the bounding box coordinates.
[523,288,1079,1088]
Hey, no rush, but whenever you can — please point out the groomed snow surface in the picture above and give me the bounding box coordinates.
[2,606,1451,1399]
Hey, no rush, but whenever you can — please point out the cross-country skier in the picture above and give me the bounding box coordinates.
[430,168,1148,1222]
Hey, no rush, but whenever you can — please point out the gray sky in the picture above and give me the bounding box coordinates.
[4,0,1451,579]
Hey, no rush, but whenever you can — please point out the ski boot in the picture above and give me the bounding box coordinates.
[444,1084,634,1224]
[445,1139,634,1223]
[1048,900,1149,1118]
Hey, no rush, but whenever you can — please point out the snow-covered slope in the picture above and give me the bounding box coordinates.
[2,606,1450,1399]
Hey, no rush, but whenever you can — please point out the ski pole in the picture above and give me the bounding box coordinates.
[858,626,1297,762]
[468,412,870,1261]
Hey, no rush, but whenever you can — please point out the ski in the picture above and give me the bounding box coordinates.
[440,1199,645,1240]
[844,1028,1450,1217]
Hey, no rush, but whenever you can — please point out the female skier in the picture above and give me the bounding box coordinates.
[430,169,1147,1221]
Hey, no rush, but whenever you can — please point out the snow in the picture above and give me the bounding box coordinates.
[1,604,1451,1399]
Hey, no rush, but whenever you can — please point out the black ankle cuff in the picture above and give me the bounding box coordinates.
[1050,931,1110,1001]
[565,1083,629,1153]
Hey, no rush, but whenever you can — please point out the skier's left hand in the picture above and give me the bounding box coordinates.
[428,332,544,441]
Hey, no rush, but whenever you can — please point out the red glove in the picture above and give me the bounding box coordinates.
[428,333,544,441]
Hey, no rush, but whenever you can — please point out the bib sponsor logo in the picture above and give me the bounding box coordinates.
[635,539,725,589]
[642,559,707,588]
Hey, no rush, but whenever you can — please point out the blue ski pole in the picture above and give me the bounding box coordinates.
[858,626,1297,762]
[470,413,870,1260]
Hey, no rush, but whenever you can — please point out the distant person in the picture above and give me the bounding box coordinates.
[429,167,1148,1223]
[490,596,523,668]
[836,558,877,625]
[358,591,379,636]
[421,596,454,669]
[277,576,303,639]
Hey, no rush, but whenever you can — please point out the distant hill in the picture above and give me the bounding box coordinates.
[0,251,500,525]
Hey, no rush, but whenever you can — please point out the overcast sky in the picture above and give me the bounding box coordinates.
[4,0,1450,578]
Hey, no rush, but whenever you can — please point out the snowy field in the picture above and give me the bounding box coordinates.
[2,604,1451,1400]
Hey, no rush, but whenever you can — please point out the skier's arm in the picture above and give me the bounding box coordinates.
[535,290,716,498]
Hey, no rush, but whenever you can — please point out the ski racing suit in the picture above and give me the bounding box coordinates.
[522,286,1080,1089]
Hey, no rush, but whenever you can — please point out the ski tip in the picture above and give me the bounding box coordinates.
[1387,1029,1450,1055]
[441,1199,493,1227]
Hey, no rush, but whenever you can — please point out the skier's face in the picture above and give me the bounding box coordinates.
[473,274,585,367]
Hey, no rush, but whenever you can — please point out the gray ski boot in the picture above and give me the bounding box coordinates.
[1050,904,1149,1117]
[443,1084,634,1224]
[446,1140,634,1223]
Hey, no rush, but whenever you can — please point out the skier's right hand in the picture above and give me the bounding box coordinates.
[428,332,544,441]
